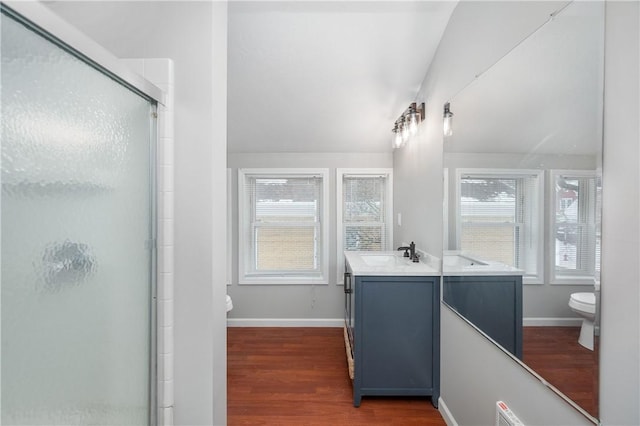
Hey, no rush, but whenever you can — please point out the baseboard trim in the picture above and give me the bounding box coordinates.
[228,318,582,327]
[227,318,343,327]
[438,397,458,426]
[523,317,582,327]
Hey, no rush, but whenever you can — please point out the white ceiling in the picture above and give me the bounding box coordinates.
[227,1,457,153]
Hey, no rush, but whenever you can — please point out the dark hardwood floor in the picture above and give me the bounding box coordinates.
[228,326,599,424]
[227,327,445,425]
[522,326,599,419]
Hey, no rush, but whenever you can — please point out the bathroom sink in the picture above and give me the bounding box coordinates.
[344,251,440,276]
[443,254,488,267]
[442,251,524,276]
[360,254,401,266]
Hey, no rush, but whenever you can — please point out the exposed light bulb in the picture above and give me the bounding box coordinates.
[443,102,453,137]
[401,119,410,144]
[394,131,403,148]
[392,124,403,149]
[443,116,453,137]
[408,109,419,136]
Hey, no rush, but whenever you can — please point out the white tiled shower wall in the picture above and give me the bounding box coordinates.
[122,58,175,426]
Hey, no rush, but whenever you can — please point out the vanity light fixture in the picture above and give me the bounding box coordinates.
[443,102,453,137]
[391,102,425,149]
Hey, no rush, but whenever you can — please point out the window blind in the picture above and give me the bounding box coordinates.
[459,174,540,276]
[553,174,597,278]
[245,175,322,274]
[342,175,387,251]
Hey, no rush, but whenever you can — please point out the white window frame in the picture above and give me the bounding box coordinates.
[455,168,544,284]
[443,168,450,250]
[336,168,393,284]
[549,170,598,285]
[227,168,232,286]
[238,168,329,285]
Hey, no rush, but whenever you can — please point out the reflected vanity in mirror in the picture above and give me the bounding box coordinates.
[442,1,603,421]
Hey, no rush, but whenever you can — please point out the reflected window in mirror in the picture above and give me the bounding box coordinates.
[551,170,598,284]
[456,169,543,283]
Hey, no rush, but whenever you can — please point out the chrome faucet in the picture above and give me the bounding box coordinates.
[397,241,420,262]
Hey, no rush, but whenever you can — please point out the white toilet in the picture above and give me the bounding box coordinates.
[568,292,596,350]
[226,295,233,313]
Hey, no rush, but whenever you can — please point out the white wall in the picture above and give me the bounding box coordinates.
[46,2,228,424]
[210,3,228,424]
[600,2,640,424]
[393,100,444,257]
[441,308,590,424]
[227,152,391,322]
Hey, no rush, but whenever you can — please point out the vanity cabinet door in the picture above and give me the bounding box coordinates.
[352,275,440,407]
[443,275,523,359]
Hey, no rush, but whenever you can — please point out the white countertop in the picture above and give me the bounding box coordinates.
[345,251,440,277]
[442,251,524,276]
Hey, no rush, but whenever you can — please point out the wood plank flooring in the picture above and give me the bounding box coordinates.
[227,327,445,425]
[228,326,599,424]
[522,326,599,419]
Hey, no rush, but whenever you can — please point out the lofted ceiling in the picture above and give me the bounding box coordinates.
[227,1,457,153]
[446,2,604,157]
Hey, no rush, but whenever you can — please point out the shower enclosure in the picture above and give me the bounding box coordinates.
[1,4,158,424]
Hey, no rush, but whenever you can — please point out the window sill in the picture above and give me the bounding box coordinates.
[551,276,596,286]
[523,276,544,285]
[239,276,328,285]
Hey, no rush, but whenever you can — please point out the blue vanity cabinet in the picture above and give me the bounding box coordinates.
[443,275,523,359]
[351,275,440,408]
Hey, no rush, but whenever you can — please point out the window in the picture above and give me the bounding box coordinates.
[238,169,329,284]
[337,169,393,281]
[456,169,543,283]
[550,170,598,283]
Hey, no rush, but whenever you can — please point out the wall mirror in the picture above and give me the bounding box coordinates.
[442,1,603,421]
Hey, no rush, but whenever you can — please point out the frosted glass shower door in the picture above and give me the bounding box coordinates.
[1,9,156,425]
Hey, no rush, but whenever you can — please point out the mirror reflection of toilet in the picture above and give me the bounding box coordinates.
[568,292,596,350]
